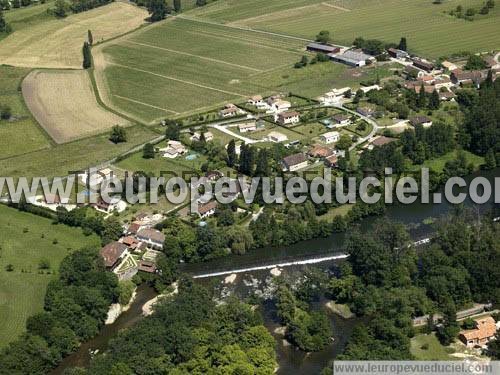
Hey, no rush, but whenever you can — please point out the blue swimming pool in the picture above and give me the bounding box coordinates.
[185,154,198,160]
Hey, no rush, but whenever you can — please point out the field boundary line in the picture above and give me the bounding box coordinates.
[321,2,350,11]
[182,29,304,55]
[177,15,312,42]
[109,62,248,97]
[113,94,180,115]
[124,40,263,72]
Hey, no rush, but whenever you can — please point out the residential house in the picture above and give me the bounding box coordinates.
[277,111,300,126]
[219,104,241,118]
[136,228,165,250]
[268,98,291,113]
[197,200,218,218]
[80,168,114,187]
[267,131,288,143]
[320,131,340,144]
[412,58,434,72]
[306,42,340,54]
[450,69,488,88]
[413,85,436,94]
[190,131,214,142]
[138,260,157,274]
[92,196,127,214]
[160,140,187,159]
[441,60,458,71]
[404,65,425,79]
[387,48,408,59]
[331,113,351,126]
[126,222,142,236]
[325,154,338,168]
[417,74,435,85]
[329,50,372,67]
[410,115,433,128]
[308,144,334,159]
[356,106,375,117]
[459,317,497,348]
[100,242,129,270]
[371,136,397,147]
[438,91,456,101]
[120,236,140,251]
[282,153,308,172]
[205,170,224,181]
[433,76,452,89]
[248,95,264,106]
[238,122,257,133]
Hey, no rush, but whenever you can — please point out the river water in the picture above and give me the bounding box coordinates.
[53,168,499,374]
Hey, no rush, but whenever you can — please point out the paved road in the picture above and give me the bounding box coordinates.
[330,103,380,151]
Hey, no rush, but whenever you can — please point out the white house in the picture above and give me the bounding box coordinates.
[80,168,114,187]
[331,113,351,126]
[191,131,214,142]
[248,95,264,107]
[276,111,300,126]
[267,131,288,143]
[267,97,291,113]
[197,200,218,218]
[318,87,351,104]
[320,131,340,144]
[219,103,243,118]
[160,140,187,158]
[282,153,308,172]
[136,228,165,250]
[93,196,127,214]
[238,122,257,133]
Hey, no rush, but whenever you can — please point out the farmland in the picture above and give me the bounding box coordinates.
[0,125,159,178]
[0,2,148,69]
[188,0,500,58]
[22,70,129,143]
[93,17,310,123]
[0,66,52,159]
[0,204,100,348]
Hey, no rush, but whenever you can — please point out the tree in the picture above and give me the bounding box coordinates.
[147,0,168,22]
[315,30,331,44]
[226,139,237,167]
[0,9,12,33]
[165,120,180,140]
[11,0,20,8]
[0,105,12,120]
[53,0,67,18]
[82,41,92,69]
[142,143,155,159]
[486,0,495,8]
[353,88,364,104]
[464,54,487,70]
[398,37,407,51]
[336,134,353,151]
[88,30,93,45]
[437,300,460,345]
[428,90,440,110]
[109,125,127,144]
[173,0,181,12]
[196,0,206,5]
[101,217,123,244]
[254,148,270,177]
[484,149,497,169]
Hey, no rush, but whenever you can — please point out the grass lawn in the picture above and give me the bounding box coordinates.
[318,204,354,222]
[1,1,54,42]
[410,150,484,173]
[0,125,158,178]
[0,66,52,159]
[115,150,203,178]
[0,204,100,348]
[207,0,500,58]
[410,333,455,360]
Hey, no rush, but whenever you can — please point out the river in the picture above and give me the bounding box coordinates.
[53,168,499,374]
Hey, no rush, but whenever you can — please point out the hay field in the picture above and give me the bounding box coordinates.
[94,17,310,123]
[188,0,500,58]
[0,204,100,348]
[22,70,129,143]
[0,2,148,69]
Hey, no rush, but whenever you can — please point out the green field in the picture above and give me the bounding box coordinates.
[410,333,455,360]
[98,17,316,122]
[0,66,52,160]
[0,125,158,178]
[187,0,500,58]
[0,204,100,347]
[1,1,54,42]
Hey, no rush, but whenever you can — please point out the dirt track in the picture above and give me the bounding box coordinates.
[22,70,129,144]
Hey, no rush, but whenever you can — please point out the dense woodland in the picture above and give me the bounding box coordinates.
[0,247,119,374]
